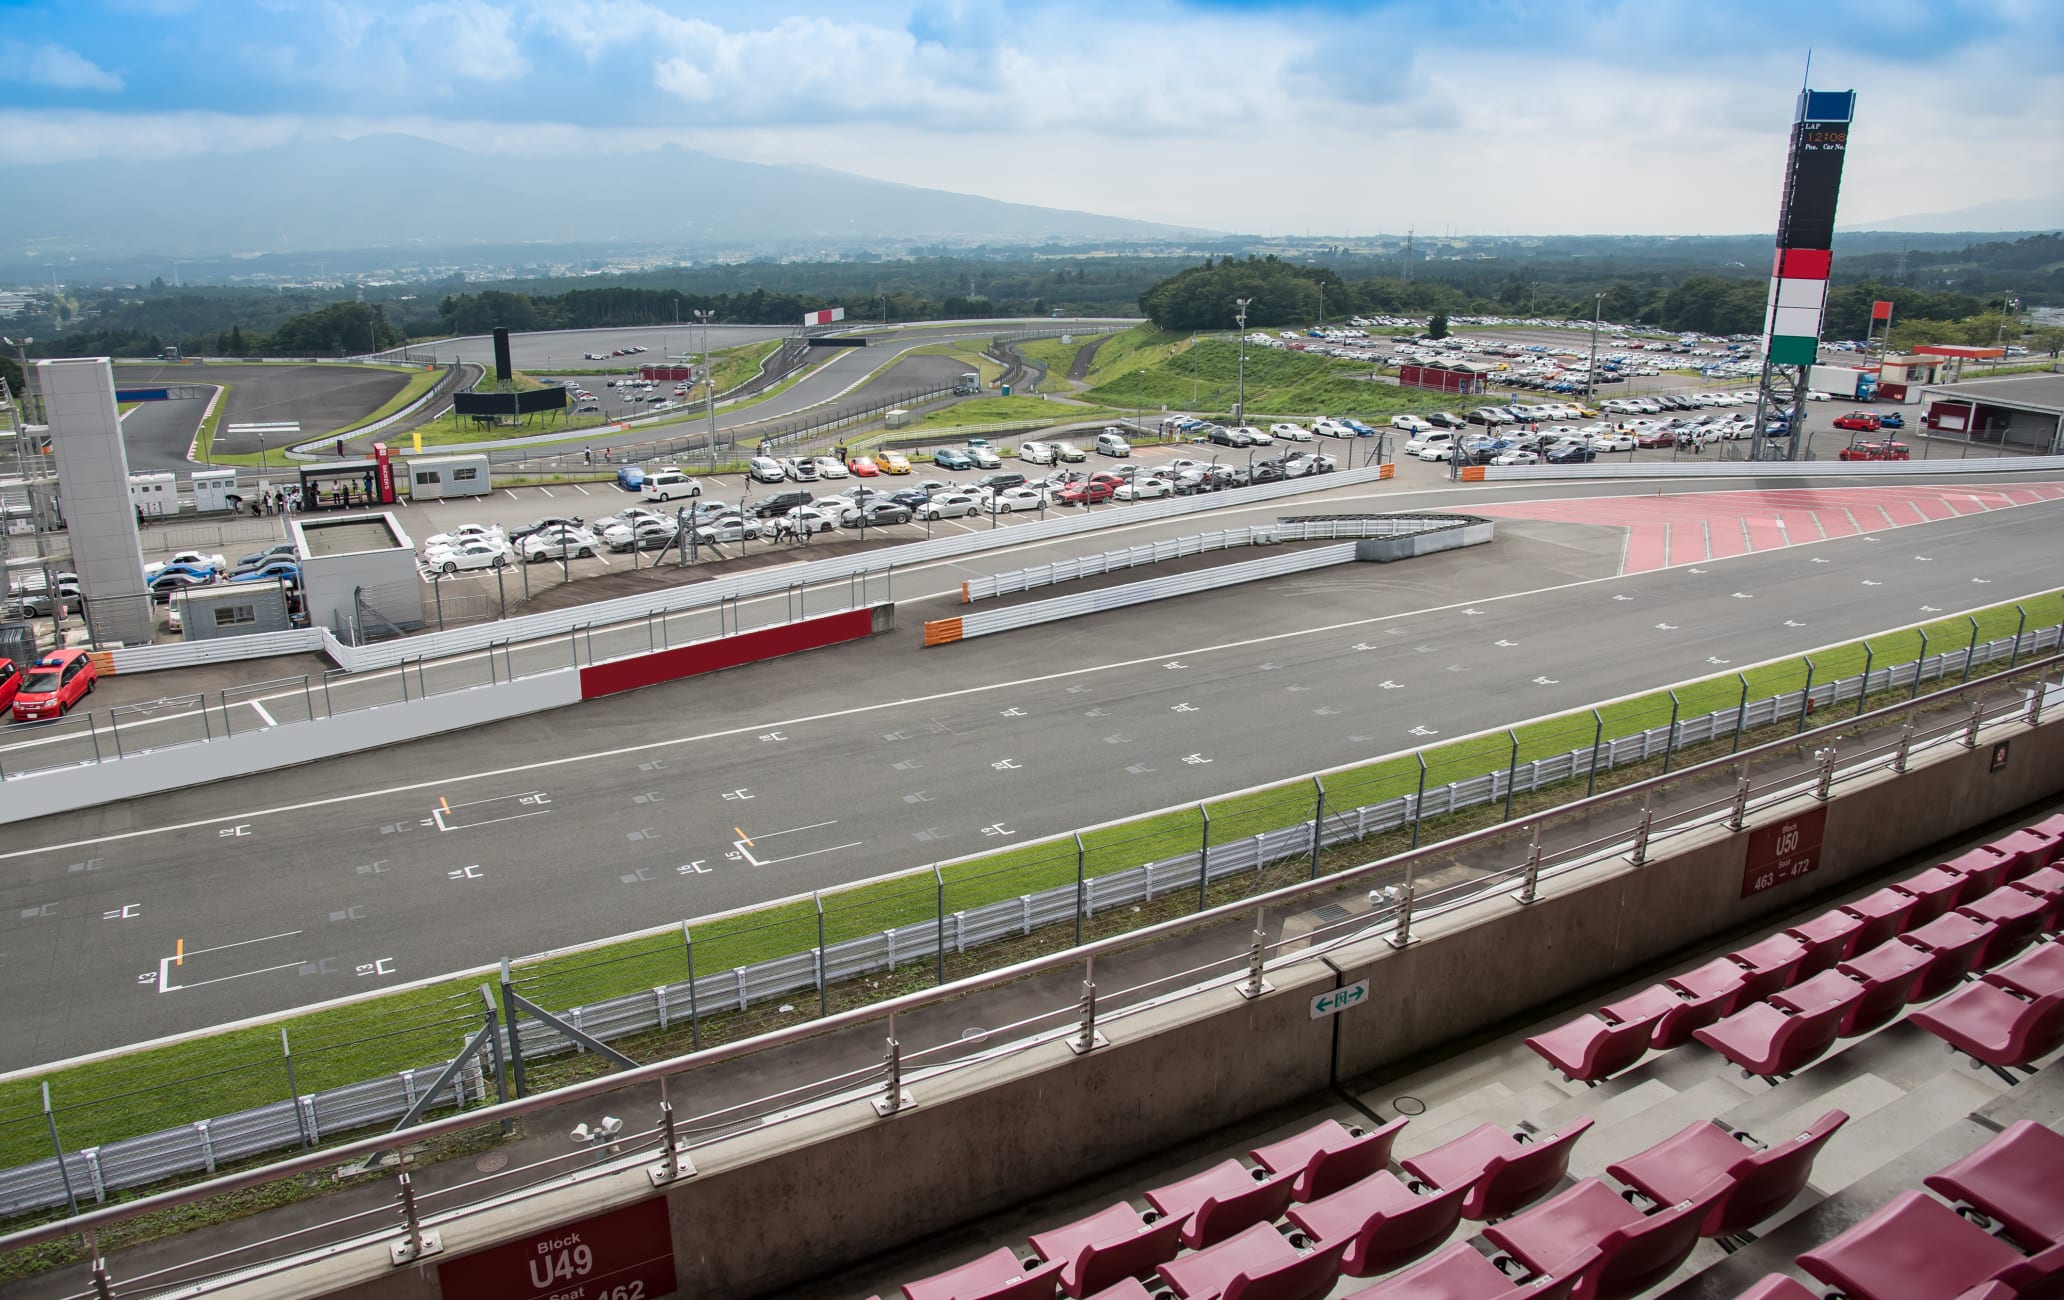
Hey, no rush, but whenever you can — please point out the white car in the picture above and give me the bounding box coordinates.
[1114,477,1172,501]
[1279,453,1337,477]
[1312,418,1352,438]
[989,485,1048,513]
[812,456,850,479]
[145,550,227,577]
[1390,415,1432,433]
[423,539,511,573]
[1051,440,1086,462]
[1017,441,1057,465]
[966,444,1003,469]
[747,457,787,484]
[784,504,842,535]
[1270,423,1313,442]
[1234,425,1272,446]
[520,527,602,561]
[642,471,702,502]
[1404,431,1454,455]
[693,517,774,544]
[1417,443,1458,461]
[917,491,983,520]
[602,518,679,551]
[1589,432,1636,452]
[1491,449,1540,465]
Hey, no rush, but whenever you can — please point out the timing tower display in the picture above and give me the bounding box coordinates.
[1756,88,1856,460]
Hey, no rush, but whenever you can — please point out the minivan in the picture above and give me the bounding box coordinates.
[643,472,702,503]
[750,489,813,519]
[976,471,1027,491]
[1095,431,1132,457]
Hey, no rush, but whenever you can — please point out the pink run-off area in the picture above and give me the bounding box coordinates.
[1477,484,2064,576]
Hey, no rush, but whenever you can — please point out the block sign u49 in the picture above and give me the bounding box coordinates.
[437,1197,677,1300]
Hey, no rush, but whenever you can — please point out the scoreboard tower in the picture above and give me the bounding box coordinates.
[1755,88,1856,462]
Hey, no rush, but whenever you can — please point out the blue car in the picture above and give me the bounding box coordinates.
[933,448,974,470]
[888,488,932,510]
[233,560,301,587]
[1546,443,1596,464]
[615,466,647,491]
[1876,411,1904,429]
[153,562,219,583]
[1340,419,1378,437]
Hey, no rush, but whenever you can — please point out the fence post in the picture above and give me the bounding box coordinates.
[1388,867,1417,949]
[432,578,444,632]
[1796,658,1815,735]
[477,985,511,1128]
[1309,777,1326,880]
[1502,731,1519,820]
[1512,825,1543,905]
[1913,631,1929,699]
[682,922,700,1053]
[107,710,123,762]
[1626,792,1655,866]
[1238,907,1271,999]
[2010,606,2028,669]
[815,891,828,1019]
[1073,833,1087,947]
[1728,763,1753,830]
[281,1027,312,1149]
[495,566,506,620]
[390,1170,440,1264]
[498,958,529,1099]
[1068,954,1103,1054]
[1732,674,1750,752]
[42,1081,79,1218]
[1858,644,1875,718]
[1197,803,1211,912]
[1586,710,1605,795]
[934,865,947,986]
[874,1011,910,1117]
[1410,754,1429,849]
[1964,617,1980,684]
[1963,699,1984,749]
[1661,692,1681,774]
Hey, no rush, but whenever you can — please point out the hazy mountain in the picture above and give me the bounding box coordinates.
[0,135,1208,261]
[1839,193,2063,234]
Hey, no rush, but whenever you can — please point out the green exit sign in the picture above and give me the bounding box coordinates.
[1309,980,1371,1019]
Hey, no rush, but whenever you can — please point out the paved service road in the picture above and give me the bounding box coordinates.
[2,475,2060,1067]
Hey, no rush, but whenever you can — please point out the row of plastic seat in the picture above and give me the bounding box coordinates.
[882,1103,1852,1300]
[1526,814,2064,1085]
[1729,1120,2064,1300]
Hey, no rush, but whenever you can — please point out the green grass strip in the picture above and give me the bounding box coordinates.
[3,590,2058,1171]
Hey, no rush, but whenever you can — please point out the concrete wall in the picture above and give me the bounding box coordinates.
[206,710,2064,1300]
[0,668,580,824]
[42,358,152,645]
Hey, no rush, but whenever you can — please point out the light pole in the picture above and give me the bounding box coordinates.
[1234,298,1252,426]
[1135,369,1145,436]
[693,309,718,462]
[4,337,36,425]
[1585,294,1604,405]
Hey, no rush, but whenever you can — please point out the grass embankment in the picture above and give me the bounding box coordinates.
[1013,336,1104,391]
[908,340,1007,390]
[912,395,1097,429]
[1081,326,1448,421]
[3,590,2057,1177]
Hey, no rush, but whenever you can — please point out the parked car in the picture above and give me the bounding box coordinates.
[1390,414,1432,433]
[1427,411,1467,429]
[1051,440,1086,462]
[875,450,911,475]
[1270,423,1313,442]
[782,458,819,482]
[747,457,787,484]
[232,559,302,586]
[784,504,843,535]
[749,490,815,519]
[1832,412,1881,432]
[989,485,1048,513]
[0,657,18,714]
[236,543,299,569]
[508,516,585,543]
[812,456,851,479]
[641,471,702,502]
[424,524,505,551]
[145,550,226,579]
[1491,449,1540,465]
[695,517,775,544]
[916,491,983,520]
[1207,426,1255,448]
[1114,477,1172,501]
[615,465,648,491]
[1633,429,1677,448]
[1546,443,1598,463]
[520,526,603,561]
[425,539,512,572]
[1017,441,1057,465]
[1095,430,1132,457]
[975,471,1027,493]
[846,456,880,477]
[11,649,95,722]
[1876,411,1905,429]
[1055,479,1117,505]
[1278,452,1337,477]
[839,500,914,528]
[146,568,216,601]
[965,443,1003,469]
[932,447,974,470]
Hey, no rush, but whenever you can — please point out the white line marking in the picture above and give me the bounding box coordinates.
[160,959,306,993]
[572,484,591,496]
[538,486,554,498]
[247,699,277,727]
[504,489,521,501]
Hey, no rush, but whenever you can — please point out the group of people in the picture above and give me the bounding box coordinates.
[769,517,815,544]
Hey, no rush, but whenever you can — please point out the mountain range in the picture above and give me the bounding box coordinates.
[0,135,1206,262]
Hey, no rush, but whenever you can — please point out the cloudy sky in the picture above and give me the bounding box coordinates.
[1,0,2059,236]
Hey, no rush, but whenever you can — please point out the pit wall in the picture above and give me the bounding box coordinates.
[236,708,2064,1300]
[0,607,894,824]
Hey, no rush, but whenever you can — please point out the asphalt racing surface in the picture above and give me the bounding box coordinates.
[113,363,413,471]
[4,473,2062,1068]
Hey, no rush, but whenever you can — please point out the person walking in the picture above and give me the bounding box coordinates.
[583,446,593,465]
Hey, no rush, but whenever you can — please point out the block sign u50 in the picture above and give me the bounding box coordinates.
[437,1197,676,1300]
[1740,806,1828,900]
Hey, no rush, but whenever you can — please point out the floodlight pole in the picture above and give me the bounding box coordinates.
[1234,298,1252,426]
[1585,294,1603,403]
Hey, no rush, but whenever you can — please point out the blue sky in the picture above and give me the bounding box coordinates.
[1,0,2058,234]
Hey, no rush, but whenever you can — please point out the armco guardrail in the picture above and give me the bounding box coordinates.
[108,628,323,674]
[1474,452,2064,481]
[961,511,1476,603]
[1,629,2053,1218]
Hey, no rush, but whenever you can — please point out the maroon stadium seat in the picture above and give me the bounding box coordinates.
[1960,886,2051,969]
[1287,1169,1468,1278]
[1797,1190,2027,1300]
[1694,993,1854,1082]
[1250,1116,1410,1203]
[1146,1160,1296,1251]
[1900,912,2000,1001]
[1524,1013,1659,1085]
[1608,1110,1848,1239]
[1912,983,2064,1073]
[1481,1176,1724,1300]
[1843,886,1922,953]
[902,1247,1062,1300]
[1787,908,1866,975]
[1399,1118,1593,1222]
[1924,1120,2064,1251]
[1028,1202,1186,1299]
[1601,984,1729,1051]
[1338,1241,1590,1300]
[1896,866,1971,927]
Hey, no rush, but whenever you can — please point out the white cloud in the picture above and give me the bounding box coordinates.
[12,43,125,93]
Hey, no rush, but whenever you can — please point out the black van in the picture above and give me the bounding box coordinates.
[975,471,1026,491]
[750,489,814,518]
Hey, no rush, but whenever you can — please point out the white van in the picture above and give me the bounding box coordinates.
[1095,430,1132,457]
[1404,429,1455,456]
[643,471,703,502]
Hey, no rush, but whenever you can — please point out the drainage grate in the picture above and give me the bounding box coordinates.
[1311,903,1352,923]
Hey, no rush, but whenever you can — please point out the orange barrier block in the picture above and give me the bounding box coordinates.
[87,651,117,677]
[960,581,969,604]
[924,618,964,647]
[1380,463,1396,480]
[1460,466,1486,481]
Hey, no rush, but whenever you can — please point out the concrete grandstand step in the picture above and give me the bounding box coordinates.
[1567,1077,1764,1178]
[1804,1069,2008,1192]
[1375,1080,1521,1153]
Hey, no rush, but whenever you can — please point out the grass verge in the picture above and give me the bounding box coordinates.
[1,591,2057,1176]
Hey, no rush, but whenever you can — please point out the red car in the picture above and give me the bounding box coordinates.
[11,649,95,722]
[1832,412,1881,432]
[1633,429,1677,448]
[0,658,19,715]
[1840,440,1911,462]
[846,457,879,477]
[1055,479,1116,506]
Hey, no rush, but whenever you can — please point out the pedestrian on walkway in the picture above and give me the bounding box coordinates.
[136,505,146,530]
[583,446,593,465]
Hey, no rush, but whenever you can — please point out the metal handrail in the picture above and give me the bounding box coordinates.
[2,652,2053,1259]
